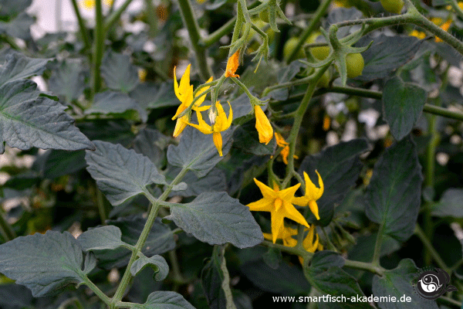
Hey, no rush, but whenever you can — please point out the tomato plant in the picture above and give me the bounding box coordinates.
[0,0,463,308]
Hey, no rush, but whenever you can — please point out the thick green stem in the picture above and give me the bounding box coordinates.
[202,18,237,48]
[286,0,332,62]
[69,0,91,54]
[83,275,111,305]
[110,168,189,306]
[371,223,384,267]
[92,0,105,95]
[343,259,385,276]
[177,0,213,80]
[415,225,449,273]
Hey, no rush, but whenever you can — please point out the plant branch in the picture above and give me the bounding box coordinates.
[70,0,91,52]
[83,275,111,305]
[92,0,105,95]
[343,259,385,276]
[177,0,213,80]
[0,212,16,241]
[104,0,134,32]
[414,225,450,273]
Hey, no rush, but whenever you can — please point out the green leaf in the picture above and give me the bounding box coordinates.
[85,141,165,206]
[268,61,306,100]
[326,8,363,38]
[240,258,310,295]
[299,139,369,225]
[355,35,423,82]
[95,215,176,269]
[201,246,237,309]
[133,128,169,168]
[130,82,178,110]
[372,259,439,309]
[0,80,94,154]
[0,284,33,309]
[167,126,233,178]
[168,167,227,197]
[0,13,33,40]
[432,189,463,218]
[48,60,86,103]
[0,231,95,297]
[78,226,129,251]
[233,122,276,156]
[365,137,423,242]
[77,119,135,147]
[304,251,370,308]
[131,254,169,281]
[86,91,147,123]
[382,77,427,141]
[167,192,263,248]
[101,51,139,93]
[42,149,86,179]
[0,53,50,86]
[0,0,32,17]
[134,291,195,309]
[348,233,401,263]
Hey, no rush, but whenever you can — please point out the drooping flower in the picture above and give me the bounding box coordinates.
[247,179,309,243]
[187,101,233,156]
[172,65,213,137]
[275,132,298,165]
[298,225,323,264]
[263,224,298,247]
[292,171,324,220]
[254,105,273,144]
[224,50,240,78]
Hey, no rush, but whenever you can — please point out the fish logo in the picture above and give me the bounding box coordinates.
[414,268,457,300]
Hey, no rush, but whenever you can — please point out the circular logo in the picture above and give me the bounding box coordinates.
[414,268,457,300]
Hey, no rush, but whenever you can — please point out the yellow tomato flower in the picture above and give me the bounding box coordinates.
[247,179,309,243]
[187,101,233,156]
[298,225,323,264]
[274,132,298,165]
[138,69,147,83]
[292,171,324,220]
[224,50,240,78]
[81,0,112,9]
[409,30,426,40]
[254,105,273,145]
[172,65,213,137]
[263,225,298,247]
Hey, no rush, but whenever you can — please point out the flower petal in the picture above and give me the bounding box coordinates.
[247,198,273,212]
[279,183,301,201]
[270,210,285,243]
[254,105,273,145]
[212,132,223,156]
[253,178,277,199]
[282,202,309,228]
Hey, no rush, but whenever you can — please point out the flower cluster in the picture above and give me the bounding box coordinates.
[248,171,325,254]
[172,54,274,156]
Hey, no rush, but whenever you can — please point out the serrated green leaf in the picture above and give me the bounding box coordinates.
[355,35,423,82]
[383,77,427,141]
[299,139,369,225]
[167,192,263,248]
[0,231,95,297]
[131,254,169,281]
[85,141,166,206]
[432,188,463,218]
[365,137,423,242]
[78,226,129,251]
[372,259,439,309]
[348,233,401,263]
[130,82,178,110]
[233,122,276,156]
[86,91,147,123]
[167,126,233,178]
[0,53,50,86]
[48,60,86,103]
[0,80,94,154]
[101,51,139,93]
[95,215,176,269]
[134,291,195,309]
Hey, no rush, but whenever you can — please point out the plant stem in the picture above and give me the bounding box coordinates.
[281,64,330,188]
[287,0,332,62]
[0,212,15,241]
[343,259,385,276]
[70,0,91,54]
[144,0,158,38]
[96,189,107,225]
[83,275,111,305]
[448,0,463,19]
[202,18,236,47]
[414,225,449,273]
[371,223,384,267]
[92,0,105,96]
[104,0,134,32]
[177,0,213,80]
[110,168,189,306]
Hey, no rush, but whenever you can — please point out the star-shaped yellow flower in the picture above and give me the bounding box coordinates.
[263,224,298,247]
[275,132,298,165]
[224,50,240,78]
[172,65,213,137]
[298,225,323,264]
[255,105,273,145]
[292,171,324,220]
[247,179,309,243]
[187,101,233,156]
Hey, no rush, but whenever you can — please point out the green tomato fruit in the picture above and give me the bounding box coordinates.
[346,53,364,78]
[317,70,331,88]
[259,10,269,23]
[380,0,404,14]
[310,46,330,61]
[283,37,305,60]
